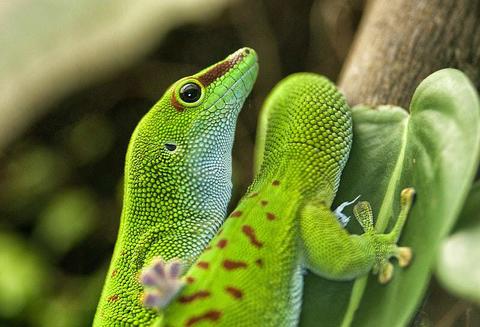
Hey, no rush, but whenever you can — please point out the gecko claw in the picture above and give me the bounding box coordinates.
[333,195,361,227]
[140,257,185,310]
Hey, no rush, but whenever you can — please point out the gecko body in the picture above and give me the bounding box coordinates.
[94,48,258,326]
[143,74,414,326]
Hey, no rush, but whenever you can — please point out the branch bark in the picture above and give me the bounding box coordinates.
[338,0,480,109]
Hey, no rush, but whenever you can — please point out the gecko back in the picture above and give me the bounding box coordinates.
[254,73,352,203]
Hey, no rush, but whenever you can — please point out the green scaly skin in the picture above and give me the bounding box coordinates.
[147,73,414,326]
[94,48,258,326]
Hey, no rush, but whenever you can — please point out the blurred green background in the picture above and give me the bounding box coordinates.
[0,1,477,326]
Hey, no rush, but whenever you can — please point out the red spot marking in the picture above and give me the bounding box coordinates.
[266,212,276,220]
[272,180,280,186]
[247,192,259,198]
[230,210,242,217]
[255,259,264,267]
[197,261,209,269]
[111,269,117,277]
[186,276,195,284]
[185,310,222,327]
[178,290,211,303]
[260,200,268,207]
[171,91,184,112]
[225,286,243,299]
[107,294,119,302]
[223,260,248,270]
[217,239,228,249]
[242,225,264,248]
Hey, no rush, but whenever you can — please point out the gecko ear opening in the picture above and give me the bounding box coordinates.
[165,143,177,152]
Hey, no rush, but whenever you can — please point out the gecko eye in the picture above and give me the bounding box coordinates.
[165,143,177,152]
[179,83,202,103]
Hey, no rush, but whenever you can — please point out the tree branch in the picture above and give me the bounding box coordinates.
[338,0,480,109]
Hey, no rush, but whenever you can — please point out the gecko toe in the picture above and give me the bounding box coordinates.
[140,257,185,310]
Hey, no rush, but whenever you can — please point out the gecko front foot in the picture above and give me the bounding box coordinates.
[354,187,416,284]
[373,245,413,283]
[140,257,185,310]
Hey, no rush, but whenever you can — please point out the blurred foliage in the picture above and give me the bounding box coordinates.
[35,188,99,255]
[436,182,480,305]
[0,231,51,319]
[0,0,478,326]
[0,0,237,151]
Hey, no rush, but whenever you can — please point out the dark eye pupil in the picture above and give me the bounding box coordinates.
[165,143,177,151]
[179,83,201,103]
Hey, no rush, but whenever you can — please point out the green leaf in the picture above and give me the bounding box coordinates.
[450,181,480,231]
[300,69,480,326]
[436,181,480,304]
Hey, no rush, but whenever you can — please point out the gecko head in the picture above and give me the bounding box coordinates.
[141,47,258,167]
[126,48,258,213]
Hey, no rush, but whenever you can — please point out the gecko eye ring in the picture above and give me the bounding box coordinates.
[174,78,205,107]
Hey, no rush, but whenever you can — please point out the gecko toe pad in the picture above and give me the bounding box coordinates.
[378,262,394,284]
[396,247,412,267]
[140,257,185,310]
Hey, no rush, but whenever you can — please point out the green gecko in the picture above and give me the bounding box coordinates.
[140,73,415,326]
[94,48,259,326]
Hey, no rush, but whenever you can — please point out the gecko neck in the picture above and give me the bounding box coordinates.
[120,147,233,242]
[120,182,227,245]
[94,160,232,325]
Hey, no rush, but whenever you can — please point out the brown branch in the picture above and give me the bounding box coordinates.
[338,0,480,109]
